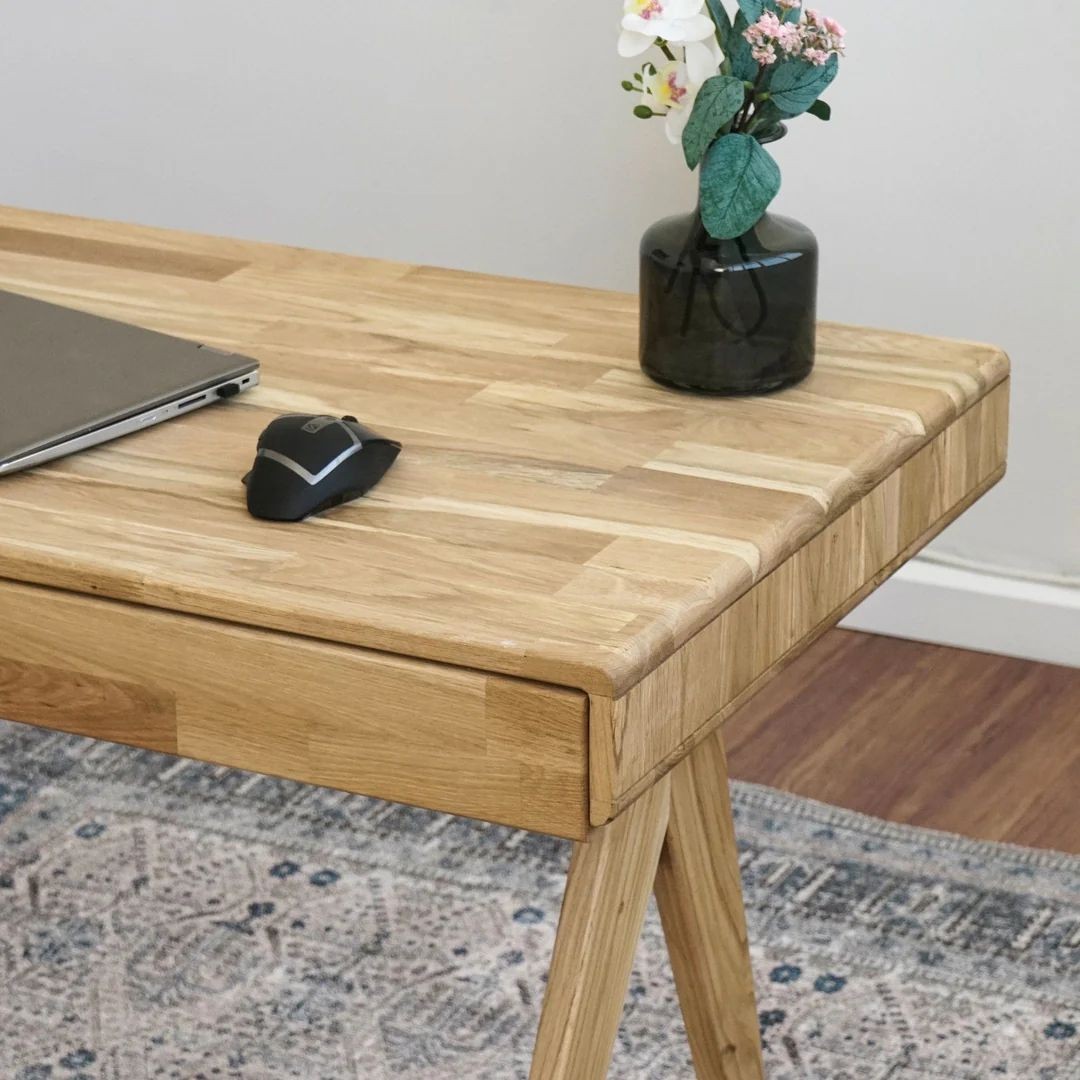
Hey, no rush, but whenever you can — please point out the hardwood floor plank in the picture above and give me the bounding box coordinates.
[726,630,1080,854]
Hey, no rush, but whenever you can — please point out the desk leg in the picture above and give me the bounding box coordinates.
[655,731,764,1079]
[529,776,671,1079]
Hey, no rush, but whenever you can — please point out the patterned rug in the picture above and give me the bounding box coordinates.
[0,718,1077,1080]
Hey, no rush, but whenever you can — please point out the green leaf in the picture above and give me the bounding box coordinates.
[681,75,747,169]
[807,98,832,121]
[769,54,839,118]
[736,0,766,22]
[728,12,758,82]
[705,0,733,51]
[700,133,781,239]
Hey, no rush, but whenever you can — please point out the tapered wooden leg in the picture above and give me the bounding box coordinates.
[529,775,671,1080]
[654,731,764,1079]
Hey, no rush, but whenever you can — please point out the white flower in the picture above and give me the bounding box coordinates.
[684,33,723,85]
[642,60,703,144]
[618,0,723,85]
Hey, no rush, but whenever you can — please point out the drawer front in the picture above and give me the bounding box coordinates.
[0,581,588,839]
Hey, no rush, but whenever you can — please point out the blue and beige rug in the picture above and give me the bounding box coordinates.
[0,718,1077,1079]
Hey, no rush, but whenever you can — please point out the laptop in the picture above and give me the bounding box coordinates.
[0,289,260,476]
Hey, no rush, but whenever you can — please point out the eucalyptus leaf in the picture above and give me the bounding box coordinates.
[807,98,832,121]
[728,12,758,82]
[770,54,839,117]
[700,133,781,240]
[682,75,747,169]
[736,0,766,22]
[705,0,733,51]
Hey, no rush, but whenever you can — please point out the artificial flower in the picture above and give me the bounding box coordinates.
[684,32,723,85]
[641,60,702,143]
[618,0,717,61]
[743,5,845,68]
[775,22,803,55]
[750,42,778,66]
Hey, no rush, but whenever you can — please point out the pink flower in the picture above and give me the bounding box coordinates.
[758,12,783,36]
[776,22,803,54]
[745,11,782,41]
[751,42,778,65]
[743,5,846,69]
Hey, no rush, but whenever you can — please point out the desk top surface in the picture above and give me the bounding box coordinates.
[0,207,1008,695]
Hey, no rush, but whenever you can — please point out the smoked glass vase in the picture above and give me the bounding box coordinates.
[638,207,818,395]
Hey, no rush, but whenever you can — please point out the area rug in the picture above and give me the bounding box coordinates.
[0,719,1077,1080]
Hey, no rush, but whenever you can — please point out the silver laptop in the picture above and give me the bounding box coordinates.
[0,290,260,476]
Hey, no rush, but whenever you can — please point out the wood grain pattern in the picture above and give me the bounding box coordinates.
[727,629,1080,854]
[0,579,589,839]
[0,206,1008,697]
[0,224,246,281]
[589,383,1008,825]
[589,463,1003,828]
[0,656,178,752]
[530,778,671,1079]
[0,208,1014,1079]
[656,732,763,1080]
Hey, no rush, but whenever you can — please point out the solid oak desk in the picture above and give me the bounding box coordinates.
[0,207,1008,1079]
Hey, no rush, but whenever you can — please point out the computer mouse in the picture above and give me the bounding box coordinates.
[243,414,401,521]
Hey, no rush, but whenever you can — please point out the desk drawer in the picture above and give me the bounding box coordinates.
[0,581,588,839]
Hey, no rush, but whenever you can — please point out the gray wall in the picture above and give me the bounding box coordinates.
[2,0,1076,581]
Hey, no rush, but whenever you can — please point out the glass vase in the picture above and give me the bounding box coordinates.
[638,205,818,395]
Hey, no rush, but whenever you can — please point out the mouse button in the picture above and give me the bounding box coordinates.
[256,415,285,442]
[257,413,306,446]
[276,416,352,455]
[363,436,402,457]
[343,420,389,444]
[266,423,358,473]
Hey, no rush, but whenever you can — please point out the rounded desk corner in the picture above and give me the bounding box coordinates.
[970,341,1011,388]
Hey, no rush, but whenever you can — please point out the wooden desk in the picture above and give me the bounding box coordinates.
[0,207,1008,1078]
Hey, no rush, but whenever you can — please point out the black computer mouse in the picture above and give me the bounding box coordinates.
[243,414,401,521]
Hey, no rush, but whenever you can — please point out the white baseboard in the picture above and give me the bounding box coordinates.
[840,557,1080,669]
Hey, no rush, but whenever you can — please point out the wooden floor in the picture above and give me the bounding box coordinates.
[726,630,1080,855]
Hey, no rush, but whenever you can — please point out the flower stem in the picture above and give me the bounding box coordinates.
[657,38,677,61]
[736,69,767,133]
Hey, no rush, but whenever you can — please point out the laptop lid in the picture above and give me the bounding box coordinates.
[0,289,259,467]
